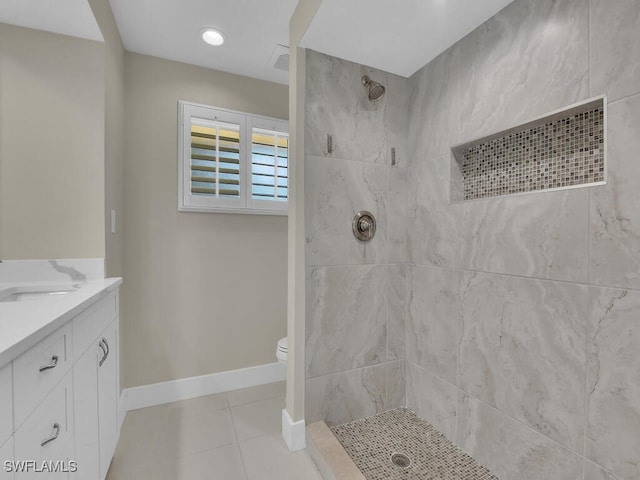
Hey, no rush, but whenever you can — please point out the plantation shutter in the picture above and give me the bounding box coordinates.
[190,122,241,198]
[179,101,288,214]
[180,103,246,210]
[251,129,288,201]
[249,117,289,212]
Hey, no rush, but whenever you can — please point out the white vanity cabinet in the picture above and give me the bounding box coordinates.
[73,293,119,480]
[0,284,120,480]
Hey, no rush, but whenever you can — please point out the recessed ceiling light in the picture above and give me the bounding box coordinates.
[201,28,225,46]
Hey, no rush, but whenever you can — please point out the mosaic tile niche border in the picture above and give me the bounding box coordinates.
[450,96,607,202]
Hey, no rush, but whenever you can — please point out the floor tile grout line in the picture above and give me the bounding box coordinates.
[227,402,251,479]
[108,386,299,480]
[228,390,284,409]
[157,397,241,466]
[229,387,288,478]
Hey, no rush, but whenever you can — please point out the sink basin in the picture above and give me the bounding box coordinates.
[0,284,81,302]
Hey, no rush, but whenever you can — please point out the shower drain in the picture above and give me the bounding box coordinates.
[390,453,411,468]
[332,409,499,480]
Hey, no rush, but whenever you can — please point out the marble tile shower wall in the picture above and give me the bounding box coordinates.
[404,1,640,480]
[304,50,410,427]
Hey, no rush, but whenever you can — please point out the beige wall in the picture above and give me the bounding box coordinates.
[89,0,125,278]
[122,52,289,388]
[0,23,105,260]
[287,0,323,424]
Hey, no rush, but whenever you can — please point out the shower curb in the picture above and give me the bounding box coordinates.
[306,421,366,480]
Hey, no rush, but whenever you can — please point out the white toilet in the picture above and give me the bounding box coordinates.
[276,337,288,365]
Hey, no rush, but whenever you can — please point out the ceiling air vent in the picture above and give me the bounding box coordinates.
[269,44,289,72]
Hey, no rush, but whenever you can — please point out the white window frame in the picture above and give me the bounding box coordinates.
[178,101,289,215]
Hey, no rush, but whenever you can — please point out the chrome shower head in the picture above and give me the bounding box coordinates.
[362,75,386,102]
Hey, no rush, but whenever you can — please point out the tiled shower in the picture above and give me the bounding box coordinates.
[304,0,640,479]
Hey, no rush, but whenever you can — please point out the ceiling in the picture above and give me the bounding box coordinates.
[0,0,102,42]
[0,0,516,85]
[300,0,515,78]
[108,0,515,85]
[108,0,298,85]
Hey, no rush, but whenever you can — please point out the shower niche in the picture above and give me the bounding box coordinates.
[450,96,607,202]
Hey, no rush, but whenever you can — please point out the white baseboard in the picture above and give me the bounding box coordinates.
[120,362,286,413]
[282,408,306,452]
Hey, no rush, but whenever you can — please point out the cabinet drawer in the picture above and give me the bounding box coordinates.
[73,293,117,362]
[14,371,73,478]
[0,364,12,446]
[13,324,72,429]
[0,437,14,480]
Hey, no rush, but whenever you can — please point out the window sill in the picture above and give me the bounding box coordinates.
[178,204,288,216]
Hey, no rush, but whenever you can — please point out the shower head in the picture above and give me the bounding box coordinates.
[361,75,386,102]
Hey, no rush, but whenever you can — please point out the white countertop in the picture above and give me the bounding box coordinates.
[0,278,122,369]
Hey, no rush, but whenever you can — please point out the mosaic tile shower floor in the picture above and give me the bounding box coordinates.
[331,408,498,480]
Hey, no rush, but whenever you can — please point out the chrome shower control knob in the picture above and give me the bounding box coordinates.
[353,211,376,242]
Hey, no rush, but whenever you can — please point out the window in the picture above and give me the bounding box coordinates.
[179,101,288,214]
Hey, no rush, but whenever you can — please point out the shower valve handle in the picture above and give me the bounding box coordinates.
[353,211,376,242]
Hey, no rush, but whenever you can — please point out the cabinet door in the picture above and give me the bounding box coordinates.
[73,343,99,480]
[13,324,71,429]
[62,437,77,480]
[73,293,117,363]
[97,322,118,480]
[0,438,14,480]
[13,371,74,479]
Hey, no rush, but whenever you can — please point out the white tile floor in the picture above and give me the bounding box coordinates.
[106,382,323,480]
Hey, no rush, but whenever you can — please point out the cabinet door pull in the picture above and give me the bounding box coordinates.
[98,340,107,367]
[99,338,110,367]
[102,338,110,359]
[40,423,60,447]
[39,355,59,372]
